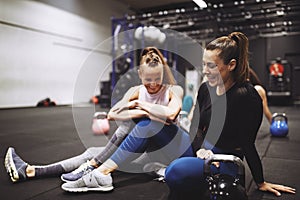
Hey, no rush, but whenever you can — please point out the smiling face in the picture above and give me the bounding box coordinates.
[139,63,164,94]
[138,48,166,94]
[202,49,236,92]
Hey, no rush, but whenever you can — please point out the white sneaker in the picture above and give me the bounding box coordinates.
[143,162,166,182]
[4,147,28,182]
[61,170,114,192]
[61,161,95,182]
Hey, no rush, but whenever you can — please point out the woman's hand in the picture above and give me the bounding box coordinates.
[258,181,296,196]
[196,149,214,159]
[196,149,220,167]
[113,100,140,114]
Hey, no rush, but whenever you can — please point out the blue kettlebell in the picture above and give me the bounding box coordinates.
[270,113,288,137]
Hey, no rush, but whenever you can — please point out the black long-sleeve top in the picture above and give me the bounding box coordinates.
[190,81,264,184]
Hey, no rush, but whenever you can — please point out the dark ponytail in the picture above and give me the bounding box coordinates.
[206,32,249,83]
[228,32,249,83]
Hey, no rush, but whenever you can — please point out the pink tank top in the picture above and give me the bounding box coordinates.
[138,85,170,106]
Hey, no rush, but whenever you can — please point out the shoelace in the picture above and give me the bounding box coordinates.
[72,162,90,174]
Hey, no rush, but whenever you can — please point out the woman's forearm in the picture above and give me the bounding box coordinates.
[136,101,180,121]
[108,109,148,121]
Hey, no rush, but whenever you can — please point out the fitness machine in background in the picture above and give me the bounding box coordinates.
[97,53,134,108]
[267,57,292,105]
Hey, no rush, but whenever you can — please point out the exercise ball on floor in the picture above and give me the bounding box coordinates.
[270,113,288,137]
[92,112,110,135]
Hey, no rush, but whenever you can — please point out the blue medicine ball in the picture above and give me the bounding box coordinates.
[270,113,288,137]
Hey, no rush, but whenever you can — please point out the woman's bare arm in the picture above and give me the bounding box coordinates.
[134,85,183,122]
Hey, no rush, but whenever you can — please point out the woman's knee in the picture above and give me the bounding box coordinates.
[131,118,164,138]
[136,118,151,126]
[165,157,205,189]
[136,118,165,130]
[165,158,191,185]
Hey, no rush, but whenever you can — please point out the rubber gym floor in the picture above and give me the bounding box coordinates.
[0,104,299,200]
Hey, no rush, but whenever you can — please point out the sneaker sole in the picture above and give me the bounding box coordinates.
[60,176,69,182]
[4,148,19,182]
[61,184,114,192]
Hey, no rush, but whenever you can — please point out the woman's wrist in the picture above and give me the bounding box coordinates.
[257,181,266,188]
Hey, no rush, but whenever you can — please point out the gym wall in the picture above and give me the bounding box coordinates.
[0,0,130,108]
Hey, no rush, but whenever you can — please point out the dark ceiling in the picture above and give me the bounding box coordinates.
[116,0,300,41]
[117,0,187,10]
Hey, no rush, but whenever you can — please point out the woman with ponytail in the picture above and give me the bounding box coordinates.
[164,32,296,199]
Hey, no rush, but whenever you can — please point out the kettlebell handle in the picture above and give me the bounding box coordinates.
[204,154,245,177]
[93,112,108,119]
[271,113,288,123]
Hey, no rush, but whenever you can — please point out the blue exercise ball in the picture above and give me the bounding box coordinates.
[270,113,288,137]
